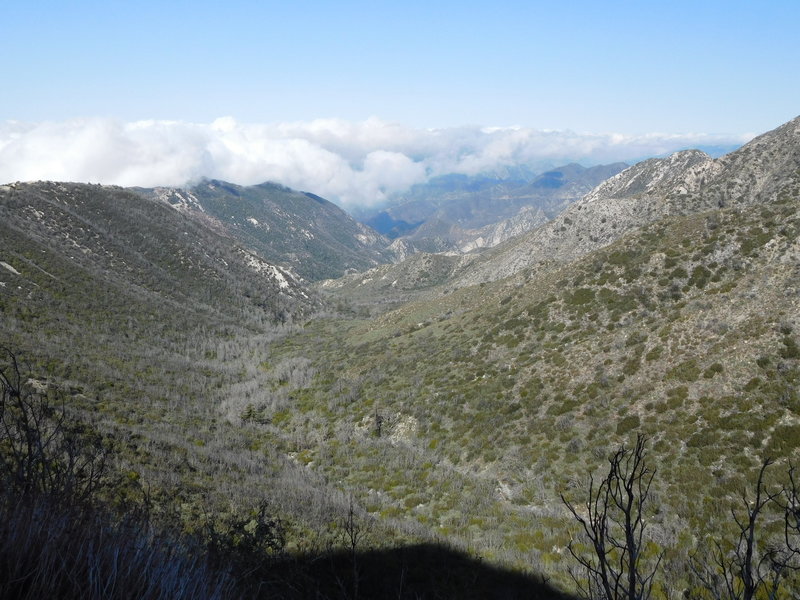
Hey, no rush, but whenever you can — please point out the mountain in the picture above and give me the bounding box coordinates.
[282,115,800,591]
[411,205,551,254]
[0,181,316,320]
[0,180,322,433]
[339,117,799,304]
[137,180,393,280]
[448,115,800,287]
[363,163,628,253]
[4,116,800,597]
[0,180,388,589]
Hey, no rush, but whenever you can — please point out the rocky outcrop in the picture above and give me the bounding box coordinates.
[453,116,800,287]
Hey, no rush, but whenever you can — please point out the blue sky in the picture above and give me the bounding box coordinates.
[2,0,798,202]
[4,0,798,132]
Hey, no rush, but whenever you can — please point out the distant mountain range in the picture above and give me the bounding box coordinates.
[329,115,800,302]
[363,162,628,253]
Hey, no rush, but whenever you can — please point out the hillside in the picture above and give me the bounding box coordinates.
[364,163,628,253]
[0,181,318,329]
[331,116,800,305]
[3,115,800,596]
[285,115,800,590]
[451,115,800,287]
[0,178,577,596]
[275,170,800,590]
[0,181,357,550]
[138,180,393,280]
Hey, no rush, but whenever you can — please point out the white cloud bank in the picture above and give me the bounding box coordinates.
[0,117,752,208]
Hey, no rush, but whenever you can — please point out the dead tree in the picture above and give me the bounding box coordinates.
[339,496,367,600]
[782,465,800,563]
[0,347,109,504]
[690,458,800,600]
[561,434,663,600]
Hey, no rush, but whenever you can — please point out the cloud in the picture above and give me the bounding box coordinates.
[0,117,752,208]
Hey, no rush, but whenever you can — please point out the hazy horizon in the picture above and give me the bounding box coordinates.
[0,116,757,208]
[2,0,797,207]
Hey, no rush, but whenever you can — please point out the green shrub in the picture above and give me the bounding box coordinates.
[567,288,596,306]
[623,358,641,376]
[767,423,800,455]
[616,414,641,435]
[669,267,688,280]
[744,377,761,392]
[667,359,701,382]
[666,386,689,409]
[781,336,800,359]
[645,346,664,361]
[689,265,712,289]
[626,331,648,347]
[607,250,636,266]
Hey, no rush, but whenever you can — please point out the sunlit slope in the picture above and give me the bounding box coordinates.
[0,181,319,419]
[138,180,393,280]
[264,163,800,579]
[453,115,800,287]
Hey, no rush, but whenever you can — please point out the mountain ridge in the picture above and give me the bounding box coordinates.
[320,115,800,312]
[137,179,394,281]
[362,162,628,254]
[275,118,800,589]
[450,114,800,287]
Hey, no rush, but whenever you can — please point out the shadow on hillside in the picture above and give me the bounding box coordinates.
[267,543,576,600]
[0,493,576,600]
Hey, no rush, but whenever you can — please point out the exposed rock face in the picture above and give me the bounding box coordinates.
[457,206,549,253]
[453,116,800,287]
[387,238,416,263]
[580,149,714,204]
[367,162,628,255]
[390,206,550,257]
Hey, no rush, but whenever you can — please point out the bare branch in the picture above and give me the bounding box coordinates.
[562,433,662,600]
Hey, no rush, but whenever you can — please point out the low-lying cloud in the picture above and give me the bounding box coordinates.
[0,117,752,208]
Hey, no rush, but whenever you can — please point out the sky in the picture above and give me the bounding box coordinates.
[1,0,798,208]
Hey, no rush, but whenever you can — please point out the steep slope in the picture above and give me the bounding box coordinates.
[579,148,713,203]
[4,117,800,597]
[0,180,319,427]
[579,116,800,210]
[322,162,640,306]
[0,181,383,565]
[456,206,549,252]
[364,163,628,253]
[270,184,800,589]
[140,180,393,280]
[265,116,800,590]
[0,181,315,322]
[454,115,800,286]
[396,206,550,254]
